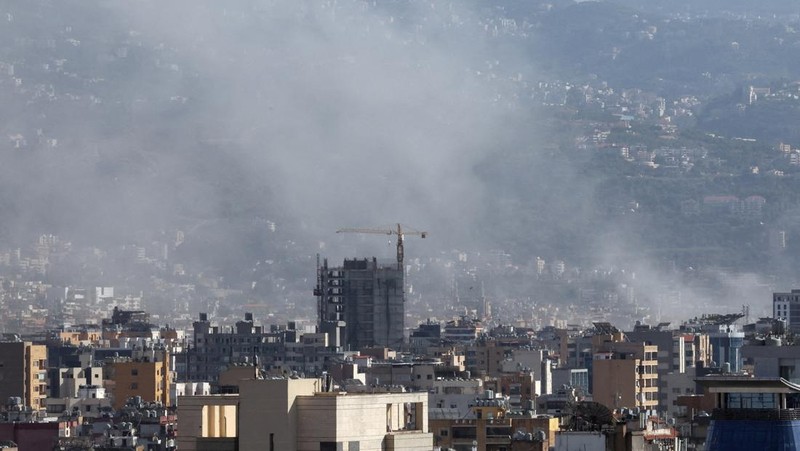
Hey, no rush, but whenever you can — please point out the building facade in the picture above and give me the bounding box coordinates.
[709,329,744,373]
[700,376,800,451]
[185,313,285,381]
[773,289,800,333]
[180,378,432,451]
[0,341,47,410]
[591,336,659,411]
[109,349,170,410]
[317,258,405,351]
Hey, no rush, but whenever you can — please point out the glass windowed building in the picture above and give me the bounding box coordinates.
[709,329,745,373]
[699,376,800,451]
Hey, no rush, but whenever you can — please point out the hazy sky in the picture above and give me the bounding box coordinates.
[121,2,511,227]
[0,0,778,320]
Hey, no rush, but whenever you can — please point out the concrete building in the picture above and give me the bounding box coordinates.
[552,368,589,396]
[279,331,337,375]
[429,378,484,418]
[45,385,112,419]
[537,386,583,416]
[171,382,211,406]
[0,341,47,410]
[56,325,102,345]
[179,378,432,451]
[442,317,484,343]
[626,323,701,411]
[484,372,540,411]
[591,335,659,411]
[741,342,800,382]
[465,341,507,377]
[108,349,170,410]
[48,366,103,398]
[177,394,239,451]
[773,289,800,333]
[184,312,285,381]
[317,258,405,350]
[499,348,552,395]
[626,324,686,374]
[239,378,429,451]
[660,367,699,419]
[429,391,559,451]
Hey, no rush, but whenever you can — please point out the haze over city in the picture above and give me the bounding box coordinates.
[5,1,800,451]
[3,0,800,327]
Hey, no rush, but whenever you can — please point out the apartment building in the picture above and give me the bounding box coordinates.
[0,341,47,410]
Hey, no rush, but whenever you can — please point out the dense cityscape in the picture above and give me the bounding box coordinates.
[3,0,800,449]
[0,253,795,450]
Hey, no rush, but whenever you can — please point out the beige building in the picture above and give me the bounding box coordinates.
[108,351,170,410]
[592,335,659,411]
[0,341,47,410]
[177,394,239,451]
[178,378,433,451]
[57,326,102,346]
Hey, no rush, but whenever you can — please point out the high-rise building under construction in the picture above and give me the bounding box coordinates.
[316,257,405,351]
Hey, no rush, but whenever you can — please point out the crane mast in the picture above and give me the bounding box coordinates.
[336,223,427,270]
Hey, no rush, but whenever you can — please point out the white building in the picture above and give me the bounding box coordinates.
[178,378,432,451]
[773,289,800,333]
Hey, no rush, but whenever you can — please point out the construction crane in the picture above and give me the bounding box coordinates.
[336,223,427,270]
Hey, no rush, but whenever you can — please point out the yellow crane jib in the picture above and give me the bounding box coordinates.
[336,223,427,270]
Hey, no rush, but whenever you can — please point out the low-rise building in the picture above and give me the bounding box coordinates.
[108,348,170,410]
[179,377,432,451]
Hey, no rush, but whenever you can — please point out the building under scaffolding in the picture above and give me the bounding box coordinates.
[316,257,405,351]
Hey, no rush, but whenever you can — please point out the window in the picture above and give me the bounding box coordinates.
[130,383,138,390]
[131,369,138,376]
[725,393,776,409]
[451,427,477,439]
